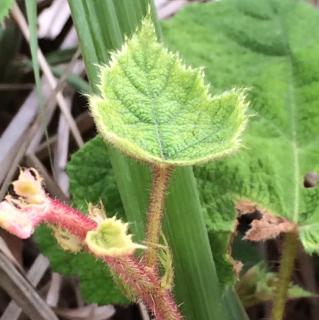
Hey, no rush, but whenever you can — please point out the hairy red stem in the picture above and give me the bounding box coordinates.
[105,256,182,320]
[145,166,171,269]
[45,199,97,239]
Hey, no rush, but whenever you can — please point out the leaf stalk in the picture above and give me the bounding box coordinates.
[145,165,171,268]
[271,231,299,320]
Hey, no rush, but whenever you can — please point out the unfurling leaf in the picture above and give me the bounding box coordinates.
[0,168,97,240]
[52,227,83,253]
[90,17,248,166]
[85,215,145,257]
[236,263,316,308]
[163,0,319,262]
[0,168,50,239]
[12,168,46,204]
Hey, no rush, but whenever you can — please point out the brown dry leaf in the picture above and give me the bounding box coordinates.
[236,200,258,214]
[236,200,297,241]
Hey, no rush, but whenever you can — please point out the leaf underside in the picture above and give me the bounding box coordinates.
[163,0,319,259]
[90,17,248,166]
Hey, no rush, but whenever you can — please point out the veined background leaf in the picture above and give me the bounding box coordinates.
[67,137,123,215]
[162,0,319,256]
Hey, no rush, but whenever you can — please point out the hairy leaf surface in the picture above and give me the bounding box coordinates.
[90,17,248,166]
[162,0,319,286]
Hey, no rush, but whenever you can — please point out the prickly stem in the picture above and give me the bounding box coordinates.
[104,255,182,320]
[46,199,97,240]
[145,166,171,269]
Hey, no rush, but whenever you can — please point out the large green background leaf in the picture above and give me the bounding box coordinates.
[162,0,319,254]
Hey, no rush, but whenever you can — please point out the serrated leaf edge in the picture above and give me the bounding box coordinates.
[89,17,249,166]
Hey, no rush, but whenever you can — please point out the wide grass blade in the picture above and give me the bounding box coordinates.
[68,1,246,319]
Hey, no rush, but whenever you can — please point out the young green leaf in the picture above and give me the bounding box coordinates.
[85,216,145,257]
[163,0,319,255]
[90,17,248,166]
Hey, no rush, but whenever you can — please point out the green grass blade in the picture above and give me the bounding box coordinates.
[68,1,246,319]
[164,168,225,318]
[50,66,90,94]
[24,0,53,170]
[25,0,41,99]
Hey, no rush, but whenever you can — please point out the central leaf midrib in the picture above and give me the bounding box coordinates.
[150,93,165,158]
[143,56,166,159]
[287,62,300,222]
[274,9,300,222]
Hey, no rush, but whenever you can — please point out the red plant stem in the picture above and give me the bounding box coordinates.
[41,199,97,239]
[26,198,182,319]
[104,256,182,320]
[145,166,171,269]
